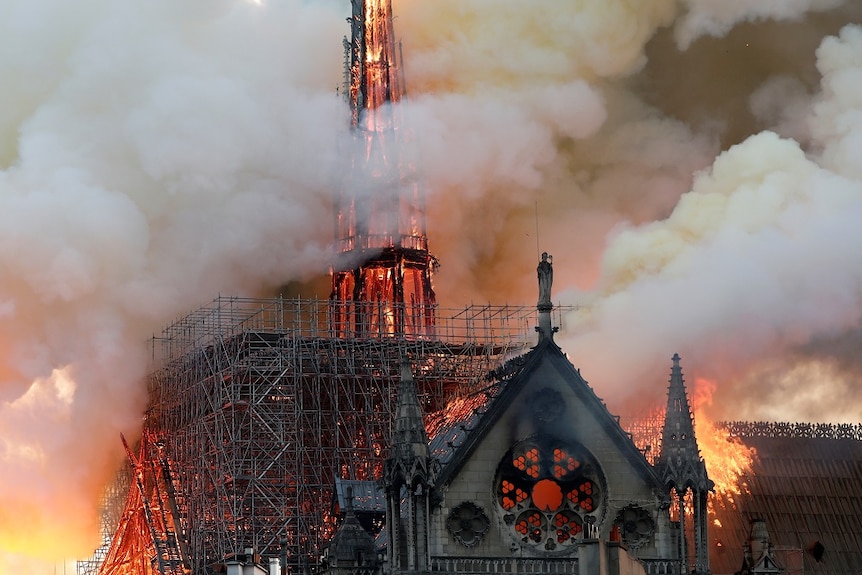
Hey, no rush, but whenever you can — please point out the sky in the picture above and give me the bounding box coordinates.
[0,0,860,571]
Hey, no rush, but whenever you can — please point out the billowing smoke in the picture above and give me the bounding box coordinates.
[390,0,862,424]
[0,0,345,570]
[1,0,861,571]
[574,21,862,424]
[674,0,846,48]
[393,0,718,302]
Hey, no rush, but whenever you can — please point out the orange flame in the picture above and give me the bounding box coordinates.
[691,377,756,502]
[426,392,487,439]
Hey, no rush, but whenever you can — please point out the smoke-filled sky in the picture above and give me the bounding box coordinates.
[1,0,861,571]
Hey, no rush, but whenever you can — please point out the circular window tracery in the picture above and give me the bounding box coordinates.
[496,437,605,552]
[553,511,583,544]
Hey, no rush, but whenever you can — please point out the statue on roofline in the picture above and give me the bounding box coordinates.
[537,252,553,309]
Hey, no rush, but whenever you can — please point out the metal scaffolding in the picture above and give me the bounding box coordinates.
[117,296,559,574]
[77,467,133,575]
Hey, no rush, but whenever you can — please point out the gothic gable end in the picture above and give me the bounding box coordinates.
[429,339,672,560]
[433,340,663,493]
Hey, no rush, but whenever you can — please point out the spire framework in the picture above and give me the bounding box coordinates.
[331,0,437,338]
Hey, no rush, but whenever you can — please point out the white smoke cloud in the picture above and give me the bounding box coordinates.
[391,0,720,301]
[674,0,846,48]
[0,0,345,570]
[564,24,862,422]
[387,0,862,430]
[812,25,862,179]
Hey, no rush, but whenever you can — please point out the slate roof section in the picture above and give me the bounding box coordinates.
[710,427,862,575]
[334,478,386,514]
[425,366,512,470]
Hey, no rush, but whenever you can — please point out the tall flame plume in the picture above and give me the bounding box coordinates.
[692,377,757,504]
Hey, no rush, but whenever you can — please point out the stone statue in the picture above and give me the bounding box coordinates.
[537,252,553,308]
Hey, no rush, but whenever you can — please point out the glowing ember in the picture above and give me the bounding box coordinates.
[425,391,489,438]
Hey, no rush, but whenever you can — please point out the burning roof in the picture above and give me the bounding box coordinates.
[710,422,862,575]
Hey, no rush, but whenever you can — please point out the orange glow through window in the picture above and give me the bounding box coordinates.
[532,479,563,512]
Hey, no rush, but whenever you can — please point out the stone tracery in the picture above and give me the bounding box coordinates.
[495,436,605,551]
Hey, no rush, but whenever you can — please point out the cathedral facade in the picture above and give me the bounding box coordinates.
[325,256,712,575]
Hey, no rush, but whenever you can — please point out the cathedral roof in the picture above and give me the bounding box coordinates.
[427,338,664,491]
[710,425,862,575]
[334,478,386,514]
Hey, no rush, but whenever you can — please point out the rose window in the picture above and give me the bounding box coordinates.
[496,438,605,551]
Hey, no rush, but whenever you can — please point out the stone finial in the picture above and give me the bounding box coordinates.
[657,353,712,493]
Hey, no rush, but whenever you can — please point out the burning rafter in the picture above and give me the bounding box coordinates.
[97,432,189,575]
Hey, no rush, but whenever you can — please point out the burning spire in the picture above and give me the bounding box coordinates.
[330,0,438,338]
